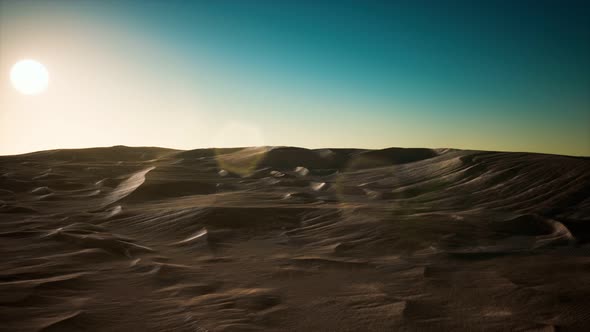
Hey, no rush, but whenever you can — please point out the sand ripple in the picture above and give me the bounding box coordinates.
[1,146,589,331]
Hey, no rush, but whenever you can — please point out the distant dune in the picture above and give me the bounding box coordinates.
[1,146,589,331]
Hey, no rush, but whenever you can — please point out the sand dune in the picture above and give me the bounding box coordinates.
[1,146,589,331]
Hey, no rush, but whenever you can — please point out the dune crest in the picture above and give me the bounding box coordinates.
[102,166,155,207]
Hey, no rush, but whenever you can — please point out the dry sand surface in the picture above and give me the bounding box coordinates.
[1,145,590,331]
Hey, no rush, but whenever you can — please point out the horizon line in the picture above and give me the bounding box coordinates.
[2,144,588,159]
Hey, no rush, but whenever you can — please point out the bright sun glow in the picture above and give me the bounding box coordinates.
[10,59,49,95]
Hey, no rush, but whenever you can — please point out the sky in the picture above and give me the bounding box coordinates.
[1,0,589,156]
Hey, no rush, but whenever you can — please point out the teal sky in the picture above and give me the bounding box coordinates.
[1,0,589,155]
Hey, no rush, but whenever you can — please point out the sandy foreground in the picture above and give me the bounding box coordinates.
[1,146,589,331]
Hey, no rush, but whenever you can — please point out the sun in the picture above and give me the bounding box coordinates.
[10,59,49,95]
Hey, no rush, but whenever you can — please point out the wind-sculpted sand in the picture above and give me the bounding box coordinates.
[1,145,589,331]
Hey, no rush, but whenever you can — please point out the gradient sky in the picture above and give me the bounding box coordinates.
[1,0,589,156]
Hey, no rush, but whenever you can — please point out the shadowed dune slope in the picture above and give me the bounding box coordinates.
[1,146,590,331]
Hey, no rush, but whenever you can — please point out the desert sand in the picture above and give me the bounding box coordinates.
[1,145,589,331]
